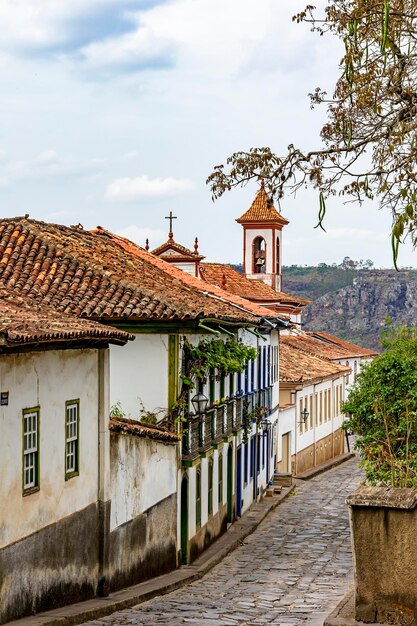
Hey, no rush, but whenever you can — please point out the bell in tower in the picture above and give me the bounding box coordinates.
[235,181,289,292]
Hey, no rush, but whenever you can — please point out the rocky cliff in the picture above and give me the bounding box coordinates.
[301,270,417,351]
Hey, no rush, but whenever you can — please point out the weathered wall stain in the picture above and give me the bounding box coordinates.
[0,502,100,624]
[108,494,177,591]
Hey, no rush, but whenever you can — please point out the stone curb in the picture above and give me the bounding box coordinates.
[7,486,297,626]
[324,588,395,626]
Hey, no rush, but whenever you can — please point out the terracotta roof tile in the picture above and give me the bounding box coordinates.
[236,185,289,226]
[280,336,350,384]
[151,237,204,260]
[306,331,379,358]
[98,228,287,322]
[109,416,180,443]
[0,288,133,348]
[201,263,309,307]
[0,218,260,325]
[282,333,355,361]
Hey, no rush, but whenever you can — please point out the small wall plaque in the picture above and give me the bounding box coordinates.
[1,392,9,406]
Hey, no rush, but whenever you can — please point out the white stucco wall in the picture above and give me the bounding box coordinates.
[277,405,296,462]
[110,433,178,531]
[181,442,231,541]
[172,262,198,277]
[109,334,169,420]
[341,356,371,392]
[278,374,347,466]
[0,348,102,549]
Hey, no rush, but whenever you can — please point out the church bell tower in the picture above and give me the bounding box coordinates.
[236,181,289,292]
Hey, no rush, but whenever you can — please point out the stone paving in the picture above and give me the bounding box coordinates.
[84,458,362,626]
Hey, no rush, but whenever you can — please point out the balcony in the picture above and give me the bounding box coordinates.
[181,387,273,461]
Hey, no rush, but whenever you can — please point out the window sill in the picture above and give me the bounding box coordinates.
[23,486,40,497]
[65,471,79,481]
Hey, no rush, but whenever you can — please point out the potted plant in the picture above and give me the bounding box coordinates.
[343,325,417,625]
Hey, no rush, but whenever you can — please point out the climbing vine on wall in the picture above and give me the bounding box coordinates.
[181,338,257,386]
[171,337,257,425]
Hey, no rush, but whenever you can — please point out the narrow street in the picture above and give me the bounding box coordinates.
[85,458,362,626]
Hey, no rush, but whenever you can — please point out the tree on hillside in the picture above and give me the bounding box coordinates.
[340,256,358,270]
[207,1,417,267]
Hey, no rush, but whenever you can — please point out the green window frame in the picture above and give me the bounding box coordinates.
[196,466,201,529]
[209,369,215,405]
[220,374,225,400]
[229,372,234,397]
[22,407,40,495]
[208,458,213,517]
[65,399,80,479]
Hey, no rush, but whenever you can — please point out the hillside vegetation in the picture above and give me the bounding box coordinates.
[282,265,356,300]
[282,265,417,351]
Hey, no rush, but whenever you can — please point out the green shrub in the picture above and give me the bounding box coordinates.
[343,327,417,487]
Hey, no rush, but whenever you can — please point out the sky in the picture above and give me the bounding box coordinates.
[0,0,415,269]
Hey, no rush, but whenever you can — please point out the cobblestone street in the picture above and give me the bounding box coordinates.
[85,458,362,626]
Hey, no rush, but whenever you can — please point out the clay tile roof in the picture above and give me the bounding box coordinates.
[0,217,261,325]
[306,331,379,358]
[0,288,133,349]
[151,238,204,261]
[280,336,351,384]
[109,416,181,444]
[201,263,309,307]
[98,228,284,321]
[281,332,354,361]
[236,185,289,226]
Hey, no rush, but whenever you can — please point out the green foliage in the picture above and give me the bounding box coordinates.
[380,322,417,351]
[171,337,257,426]
[282,264,356,300]
[139,412,158,425]
[182,338,257,388]
[343,326,417,487]
[207,1,417,262]
[137,398,165,425]
[248,404,269,423]
[110,401,125,418]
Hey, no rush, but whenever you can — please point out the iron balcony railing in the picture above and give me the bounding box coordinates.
[182,386,273,461]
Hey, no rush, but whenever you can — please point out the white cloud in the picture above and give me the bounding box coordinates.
[33,149,59,165]
[106,174,194,200]
[116,224,165,248]
[70,0,331,81]
[0,1,153,53]
[77,19,175,74]
[1,150,105,183]
[1,0,409,269]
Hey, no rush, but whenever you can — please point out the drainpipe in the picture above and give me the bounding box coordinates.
[294,394,298,477]
[313,383,316,468]
[97,348,110,597]
[253,420,259,501]
[198,320,221,335]
[331,377,335,459]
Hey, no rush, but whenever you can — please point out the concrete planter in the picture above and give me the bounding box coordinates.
[347,485,417,625]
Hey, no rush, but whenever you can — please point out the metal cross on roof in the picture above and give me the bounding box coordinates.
[165,211,177,235]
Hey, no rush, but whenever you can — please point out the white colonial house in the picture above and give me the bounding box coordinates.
[0,290,132,624]
[277,336,351,476]
[0,216,287,586]
[305,330,378,390]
